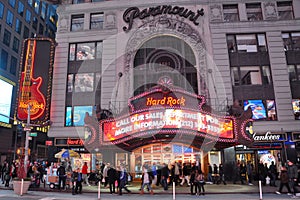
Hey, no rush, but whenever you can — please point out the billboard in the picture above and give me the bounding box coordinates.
[15,38,56,123]
[0,76,14,127]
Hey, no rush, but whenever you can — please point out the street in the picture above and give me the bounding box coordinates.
[0,190,296,200]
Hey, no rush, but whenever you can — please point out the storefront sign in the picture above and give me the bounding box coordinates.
[67,138,84,146]
[103,109,234,141]
[146,96,185,107]
[253,131,281,141]
[123,5,204,31]
[55,138,84,146]
[45,140,53,146]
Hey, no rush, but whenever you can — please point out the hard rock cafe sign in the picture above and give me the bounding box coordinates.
[123,5,204,31]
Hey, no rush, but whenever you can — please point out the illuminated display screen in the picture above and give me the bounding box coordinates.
[0,79,13,124]
[103,109,234,141]
[244,100,267,120]
[292,99,300,120]
[73,106,93,126]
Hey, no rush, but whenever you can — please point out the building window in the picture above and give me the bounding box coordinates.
[8,0,16,8]
[0,2,4,19]
[72,0,87,4]
[223,4,239,22]
[0,49,8,70]
[71,14,84,31]
[282,32,300,51]
[288,65,300,82]
[277,1,294,20]
[18,1,24,16]
[69,41,102,61]
[13,37,20,53]
[3,29,11,47]
[34,0,40,14]
[246,3,263,21]
[6,10,14,27]
[25,10,31,24]
[32,17,38,30]
[67,73,101,93]
[227,34,267,53]
[41,2,46,19]
[231,66,271,86]
[39,23,44,35]
[244,99,277,121]
[10,56,17,75]
[23,26,29,39]
[15,18,22,34]
[90,13,104,30]
[292,99,300,120]
[27,0,33,7]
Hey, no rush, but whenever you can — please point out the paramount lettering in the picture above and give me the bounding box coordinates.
[123,5,204,31]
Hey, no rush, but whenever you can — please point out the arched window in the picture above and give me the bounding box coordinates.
[133,36,197,95]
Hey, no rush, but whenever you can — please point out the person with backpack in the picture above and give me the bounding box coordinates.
[195,170,205,196]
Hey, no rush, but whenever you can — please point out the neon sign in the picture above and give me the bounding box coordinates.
[67,138,84,146]
[146,96,186,107]
[17,40,46,120]
[15,38,56,124]
[103,109,233,141]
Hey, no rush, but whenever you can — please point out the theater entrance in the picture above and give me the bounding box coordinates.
[131,143,202,179]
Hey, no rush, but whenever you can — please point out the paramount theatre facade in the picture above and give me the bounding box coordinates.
[49,0,300,179]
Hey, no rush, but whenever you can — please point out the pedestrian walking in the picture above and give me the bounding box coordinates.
[118,165,131,195]
[212,164,219,184]
[180,163,190,186]
[240,163,247,185]
[107,166,117,194]
[269,161,277,187]
[190,168,196,195]
[72,168,83,195]
[275,166,292,195]
[287,160,298,198]
[57,162,66,190]
[246,161,254,186]
[140,165,154,195]
[218,163,226,185]
[151,162,158,187]
[207,163,213,184]
[161,163,169,191]
[195,169,205,195]
[81,162,90,186]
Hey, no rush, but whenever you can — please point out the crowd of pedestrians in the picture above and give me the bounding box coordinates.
[1,158,300,199]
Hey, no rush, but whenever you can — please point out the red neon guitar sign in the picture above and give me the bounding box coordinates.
[17,40,46,120]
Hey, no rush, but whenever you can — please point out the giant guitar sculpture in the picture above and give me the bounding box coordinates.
[17,40,46,120]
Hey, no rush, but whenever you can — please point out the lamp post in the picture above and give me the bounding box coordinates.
[24,105,31,174]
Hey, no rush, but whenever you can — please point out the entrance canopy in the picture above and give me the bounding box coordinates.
[84,79,253,151]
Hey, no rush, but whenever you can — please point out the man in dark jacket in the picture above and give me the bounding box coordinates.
[72,168,83,195]
[57,163,66,190]
[161,163,169,191]
[107,166,117,194]
[287,160,298,198]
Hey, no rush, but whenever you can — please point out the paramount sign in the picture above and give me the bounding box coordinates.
[253,131,281,141]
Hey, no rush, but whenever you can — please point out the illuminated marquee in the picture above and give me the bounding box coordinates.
[103,109,233,142]
[80,81,253,150]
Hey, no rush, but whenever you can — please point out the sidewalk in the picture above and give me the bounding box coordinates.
[0,180,280,195]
